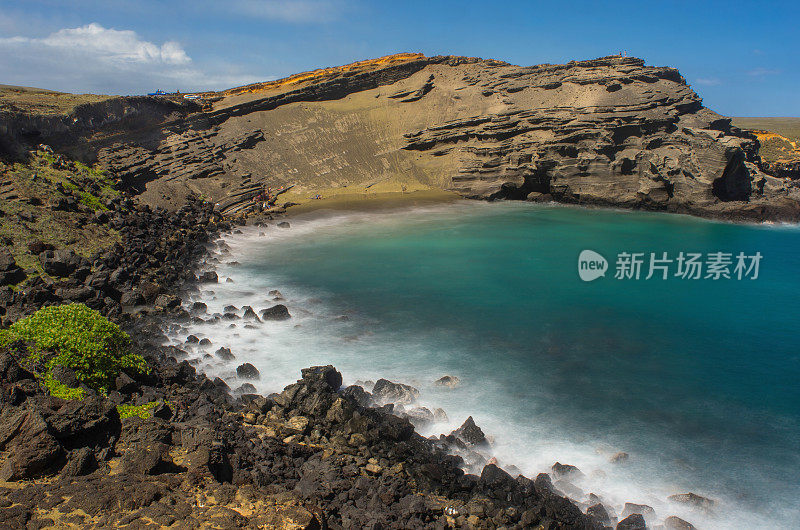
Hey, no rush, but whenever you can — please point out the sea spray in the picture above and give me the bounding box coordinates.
[168,202,800,529]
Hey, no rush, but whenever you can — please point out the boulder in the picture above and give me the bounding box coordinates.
[617,513,646,530]
[286,415,310,435]
[61,447,96,477]
[587,503,612,526]
[665,515,696,529]
[260,304,291,320]
[0,410,63,480]
[242,306,260,321]
[621,502,655,523]
[342,385,374,407]
[38,249,87,277]
[277,221,290,228]
[26,240,54,254]
[667,492,716,510]
[151,402,173,420]
[480,463,515,490]
[120,290,145,306]
[449,416,488,446]
[610,451,629,463]
[0,249,26,286]
[198,270,218,283]
[403,406,435,427]
[552,462,585,480]
[154,294,181,310]
[372,378,419,405]
[300,365,342,390]
[235,383,257,394]
[215,347,235,360]
[554,479,583,499]
[434,375,460,388]
[236,363,260,380]
[122,442,178,475]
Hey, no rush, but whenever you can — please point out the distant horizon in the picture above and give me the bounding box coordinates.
[1,1,798,116]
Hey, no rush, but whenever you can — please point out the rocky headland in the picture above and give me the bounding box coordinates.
[1,53,799,221]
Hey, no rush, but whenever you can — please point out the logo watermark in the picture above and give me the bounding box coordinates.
[578,251,762,282]
[578,250,608,282]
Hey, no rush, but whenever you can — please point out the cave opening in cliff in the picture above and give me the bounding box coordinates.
[712,151,752,202]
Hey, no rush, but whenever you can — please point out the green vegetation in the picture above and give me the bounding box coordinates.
[117,401,159,420]
[0,303,149,392]
[41,373,86,401]
[0,150,121,271]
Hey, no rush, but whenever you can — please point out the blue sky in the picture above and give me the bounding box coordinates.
[0,0,797,116]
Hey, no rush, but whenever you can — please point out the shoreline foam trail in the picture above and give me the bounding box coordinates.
[171,203,800,529]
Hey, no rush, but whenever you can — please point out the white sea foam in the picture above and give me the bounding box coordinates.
[165,205,796,529]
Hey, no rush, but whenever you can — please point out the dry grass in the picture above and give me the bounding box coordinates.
[732,117,800,164]
[732,117,800,142]
[0,84,111,116]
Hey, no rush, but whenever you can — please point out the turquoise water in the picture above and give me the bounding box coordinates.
[181,202,800,528]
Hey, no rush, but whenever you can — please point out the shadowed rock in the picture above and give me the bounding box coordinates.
[668,492,716,510]
[665,515,696,529]
[450,416,488,446]
[260,304,290,321]
[236,363,260,380]
[371,378,419,405]
[617,513,647,530]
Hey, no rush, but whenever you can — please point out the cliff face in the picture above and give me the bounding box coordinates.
[2,53,799,221]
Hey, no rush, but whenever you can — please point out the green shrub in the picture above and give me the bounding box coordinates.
[117,401,159,420]
[0,303,149,391]
[41,373,85,400]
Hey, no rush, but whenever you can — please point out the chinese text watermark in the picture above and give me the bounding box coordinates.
[578,250,762,282]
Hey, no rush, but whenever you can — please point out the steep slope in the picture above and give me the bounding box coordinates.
[2,53,799,221]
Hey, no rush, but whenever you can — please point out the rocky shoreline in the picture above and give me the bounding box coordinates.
[0,194,600,528]
[0,188,714,529]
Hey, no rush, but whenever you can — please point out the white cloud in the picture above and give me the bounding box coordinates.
[0,23,259,94]
[747,67,781,77]
[695,77,721,86]
[36,23,191,64]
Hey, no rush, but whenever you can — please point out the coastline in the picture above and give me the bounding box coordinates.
[175,207,749,530]
[283,189,462,216]
[1,185,796,527]
[0,196,610,528]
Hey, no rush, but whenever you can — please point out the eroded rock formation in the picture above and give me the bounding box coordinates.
[3,53,798,221]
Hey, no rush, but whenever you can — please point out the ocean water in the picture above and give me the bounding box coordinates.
[171,202,800,529]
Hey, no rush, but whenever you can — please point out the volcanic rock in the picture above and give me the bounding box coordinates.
[236,363,260,380]
[450,416,488,446]
[260,304,290,321]
[371,378,419,405]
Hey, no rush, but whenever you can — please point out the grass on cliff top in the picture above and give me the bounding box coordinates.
[0,84,111,116]
[732,117,800,142]
[732,118,800,165]
[0,303,149,393]
[0,150,121,272]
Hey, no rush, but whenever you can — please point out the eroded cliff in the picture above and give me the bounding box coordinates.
[2,53,798,221]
